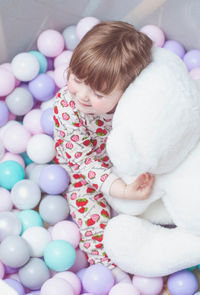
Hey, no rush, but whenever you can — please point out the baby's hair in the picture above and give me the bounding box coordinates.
[68,21,152,94]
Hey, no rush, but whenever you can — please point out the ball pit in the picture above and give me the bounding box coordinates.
[0,14,199,295]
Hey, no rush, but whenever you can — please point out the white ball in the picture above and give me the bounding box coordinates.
[23,109,43,135]
[11,52,40,81]
[0,139,5,160]
[11,179,41,209]
[22,226,51,257]
[28,164,46,186]
[40,97,55,111]
[26,134,56,164]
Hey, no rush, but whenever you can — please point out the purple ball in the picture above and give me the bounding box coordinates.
[167,270,198,295]
[4,265,19,274]
[163,40,185,59]
[28,73,56,101]
[82,264,114,295]
[183,49,200,71]
[0,101,9,127]
[47,57,54,71]
[4,278,25,295]
[39,164,70,194]
[40,108,54,136]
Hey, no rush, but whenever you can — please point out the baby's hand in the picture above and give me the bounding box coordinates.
[124,173,155,200]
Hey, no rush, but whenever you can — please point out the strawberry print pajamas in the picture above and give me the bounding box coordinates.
[54,87,117,269]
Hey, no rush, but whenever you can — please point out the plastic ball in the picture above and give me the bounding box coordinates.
[0,235,30,268]
[54,271,81,295]
[190,67,200,79]
[11,52,40,81]
[109,282,140,295]
[82,264,115,295]
[4,278,25,295]
[40,97,54,110]
[37,29,65,57]
[11,179,41,210]
[28,73,56,101]
[20,151,33,166]
[0,260,5,279]
[0,160,25,190]
[40,277,74,295]
[69,248,88,273]
[163,40,186,59]
[26,163,45,186]
[0,187,13,211]
[0,101,9,127]
[26,134,56,164]
[0,67,15,96]
[4,265,19,275]
[54,63,68,88]
[51,220,80,248]
[39,164,70,194]
[39,194,70,225]
[44,240,76,271]
[23,109,43,135]
[0,139,5,160]
[183,50,200,71]
[62,25,79,50]
[0,211,21,241]
[0,120,18,141]
[0,152,25,168]
[167,270,198,295]
[132,275,163,295]
[140,24,165,47]
[6,86,34,116]
[18,209,44,233]
[2,122,31,153]
[76,17,100,40]
[54,50,73,68]
[40,107,54,135]
[22,226,51,257]
[1,62,21,87]
[18,257,50,290]
[29,50,48,73]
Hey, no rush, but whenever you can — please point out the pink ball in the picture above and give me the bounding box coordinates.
[2,122,31,153]
[51,220,80,248]
[37,29,65,57]
[54,271,81,295]
[0,67,15,96]
[0,187,13,212]
[76,17,100,40]
[1,63,21,87]
[69,248,88,273]
[109,282,140,295]
[132,275,163,295]
[140,24,165,47]
[54,64,68,88]
[190,67,200,79]
[0,260,5,279]
[23,109,43,135]
[40,277,74,295]
[54,50,73,68]
[0,152,25,168]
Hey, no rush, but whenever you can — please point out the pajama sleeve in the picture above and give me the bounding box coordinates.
[53,88,114,192]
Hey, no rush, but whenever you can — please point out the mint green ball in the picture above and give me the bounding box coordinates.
[29,50,48,73]
[0,160,25,190]
[44,240,76,271]
[18,209,44,234]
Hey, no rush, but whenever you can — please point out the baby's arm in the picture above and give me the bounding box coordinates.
[109,173,155,200]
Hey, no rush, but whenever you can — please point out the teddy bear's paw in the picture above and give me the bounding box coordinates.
[104,214,200,276]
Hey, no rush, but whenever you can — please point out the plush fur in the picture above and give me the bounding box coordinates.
[104,47,200,276]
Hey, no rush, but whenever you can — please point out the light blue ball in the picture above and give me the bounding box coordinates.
[18,209,43,234]
[44,240,76,271]
[29,51,48,73]
[0,160,25,190]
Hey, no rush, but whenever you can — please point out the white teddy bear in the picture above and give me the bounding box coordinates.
[103,47,200,276]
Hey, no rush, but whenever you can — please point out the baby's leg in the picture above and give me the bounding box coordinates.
[66,183,116,269]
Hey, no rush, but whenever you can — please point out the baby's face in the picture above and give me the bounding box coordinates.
[68,73,123,115]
